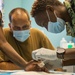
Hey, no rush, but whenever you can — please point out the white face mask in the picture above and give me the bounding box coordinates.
[13,29,30,42]
[46,10,65,33]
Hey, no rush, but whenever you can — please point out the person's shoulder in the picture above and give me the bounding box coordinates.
[3,28,10,33]
[3,28,10,31]
[30,28,40,31]
[30,28,44,34]
[30,28,46,37]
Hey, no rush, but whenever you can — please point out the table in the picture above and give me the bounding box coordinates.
[0,70,75,75]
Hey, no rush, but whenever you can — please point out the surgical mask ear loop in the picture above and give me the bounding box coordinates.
[46,10,51,22]
[46,10,57,22]
[54,11,57,21]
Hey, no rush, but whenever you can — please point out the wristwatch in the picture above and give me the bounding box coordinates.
[56,47,66,59]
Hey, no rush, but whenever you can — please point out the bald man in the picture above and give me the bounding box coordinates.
[0,8,54,72]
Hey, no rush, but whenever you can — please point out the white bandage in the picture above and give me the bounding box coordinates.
[37,61,45,68]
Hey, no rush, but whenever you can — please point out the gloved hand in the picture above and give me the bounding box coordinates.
[32,48,62,70]
[32,48,57,61]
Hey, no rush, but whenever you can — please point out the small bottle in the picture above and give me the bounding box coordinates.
[60,38,67,49]
[67,41,74,48]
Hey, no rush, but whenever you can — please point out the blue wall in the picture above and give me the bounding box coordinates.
[4,0,22,27]
[3,0,72,48]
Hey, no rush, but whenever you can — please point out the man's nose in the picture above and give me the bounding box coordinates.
[19,27,23,30]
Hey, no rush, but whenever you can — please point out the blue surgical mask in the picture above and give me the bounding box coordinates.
[13,29,30,42]
[46,10,65,33]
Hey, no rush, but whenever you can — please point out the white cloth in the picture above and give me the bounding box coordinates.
[11,70,73,75]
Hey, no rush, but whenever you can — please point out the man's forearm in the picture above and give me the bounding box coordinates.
[0,42,27,70]
[0,62,21,70]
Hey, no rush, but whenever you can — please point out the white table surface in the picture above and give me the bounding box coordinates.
[0,70,75,75]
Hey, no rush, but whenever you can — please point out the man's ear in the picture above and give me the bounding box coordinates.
[29,20,31,28]
[8,23,11,28]
[8,23,12,31]
[46,5,54,12]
